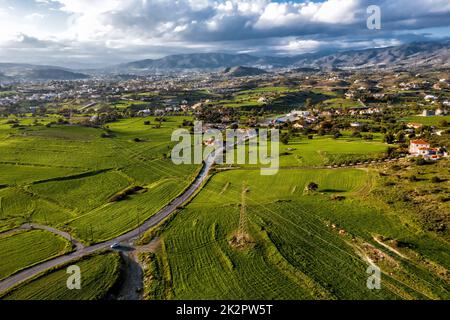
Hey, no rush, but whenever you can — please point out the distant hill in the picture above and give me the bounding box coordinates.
[2,41,449,79]
[110,52,290,73]
[0,63,89,81]
[111,41,450,73]
[292,42,450,70]
[116,53,278,71]
[222,66,268,77]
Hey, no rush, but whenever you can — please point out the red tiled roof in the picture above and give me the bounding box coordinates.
[411,139,429,145]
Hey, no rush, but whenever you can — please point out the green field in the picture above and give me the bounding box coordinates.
[401,115,450,127]
[221,134,388,168]
[0,116,200,243]
[1,252,121,300]
[0,230,72,280]
[144,168,450,299]
[278,135,388,166]
[0,111,448,300]
[213,86,334,109]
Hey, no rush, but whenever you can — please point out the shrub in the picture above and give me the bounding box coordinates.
[431,176,442,183]
[306,182,319,191]
[415,158,428,166]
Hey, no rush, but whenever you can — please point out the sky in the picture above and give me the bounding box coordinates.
[0,0,449,68]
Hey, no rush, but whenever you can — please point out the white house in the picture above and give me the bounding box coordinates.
[288,110,310,117]
[422,110,435,117]
[409,139,430,156]
[424,95,437,101]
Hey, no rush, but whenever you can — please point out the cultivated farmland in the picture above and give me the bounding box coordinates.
[0,229,71,280]
[1,252,121,300]
[145,168,450,299]
[0,117,200,243]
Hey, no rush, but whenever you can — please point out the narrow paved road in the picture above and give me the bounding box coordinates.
[0,147,222,294]
[0,223,85,251]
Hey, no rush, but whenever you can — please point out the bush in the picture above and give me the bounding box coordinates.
[438,119,448,127]
[333,132,342,139]
[306,182,319,191]
[415,157,428,166]
[431,176,442,183]
[101,132,114,138]
[143,121,151,125]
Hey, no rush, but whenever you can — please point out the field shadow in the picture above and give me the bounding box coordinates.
[320,188,345,193]
[112,245,135,252]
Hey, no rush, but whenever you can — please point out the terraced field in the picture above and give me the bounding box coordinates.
[0,116,200,243]
[0,230,72,280]
[1,252,121,300]
[147,168,450,300]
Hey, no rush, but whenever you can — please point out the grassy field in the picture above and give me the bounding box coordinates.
[0,116,200,243]
[220,134,388,168]
[1,111,448,300]
[213,87,335,110]
[321,98,361,109]
[143,168,450,299]
[1,252,122,300]
[0,230,72,280]
[278,135,388,166]
[401,115,450,127]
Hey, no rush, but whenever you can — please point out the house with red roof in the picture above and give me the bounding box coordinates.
[409,139,448,160]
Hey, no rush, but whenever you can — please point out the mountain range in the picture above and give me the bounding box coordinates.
[0,63,89,81]
[0,41,449,81]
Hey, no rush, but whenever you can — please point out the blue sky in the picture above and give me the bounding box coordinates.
[0,0,449,67]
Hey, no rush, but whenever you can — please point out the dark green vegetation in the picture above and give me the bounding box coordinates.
[211,86,337,111]
[1,252,121,300]
[0,117,200,243]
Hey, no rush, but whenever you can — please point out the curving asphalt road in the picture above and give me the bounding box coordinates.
[0,147,223,295]
[2,223,85,251]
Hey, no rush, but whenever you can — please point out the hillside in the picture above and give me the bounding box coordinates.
[222,66,268,77]
[111,41,450,73]
[0,63,89,81]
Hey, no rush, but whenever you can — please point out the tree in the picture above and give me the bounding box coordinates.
[396,131,405,143]
[438,119,448,128]
[383,132,395,144]
[332,131,342,139]
[305,98,313,108]
[306,182,319,192]
[280,132,290,145]
[431,176,442,183]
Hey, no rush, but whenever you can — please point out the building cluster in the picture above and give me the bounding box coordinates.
[409,139,448,160]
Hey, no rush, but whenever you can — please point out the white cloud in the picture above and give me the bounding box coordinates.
[312,0,359,24]
[25,13,45,20]
[278,39,322,53]
[0,0,448,65]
